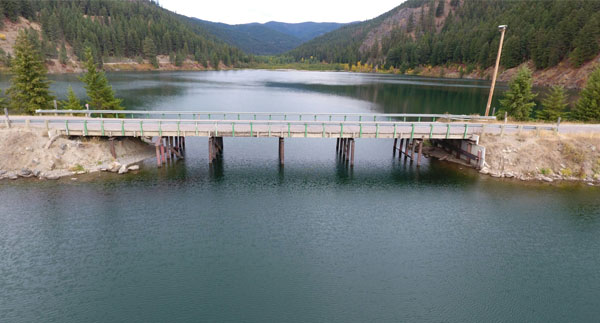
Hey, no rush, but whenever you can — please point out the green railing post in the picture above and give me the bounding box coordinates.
[195,122,198,136]
[393,124,397,138]
[418,116,421,122]
[304,123,307,137]
[250,122,253,137]
[299,115,302,121]
[83,120,88,136]
[344,115,347,121]
[140,120,144,136]
[359,123,363,138]
[329,115,332,121]
[268,123,271,137]
[375,123,379,138]
[340,123,344,138]
[159,121,162,137]
[177,121,181,136]
[429,123,433,139]
[314,115,317,121]
[403,117,406,122]
[410,123,415,140]
[359,116,362,122]
[208,113,211,120]
[121,120,125,136]
[445,124,450,139]
[287,123,291,138]
[254,114,256,120]
[373,116,376,122]
[65,120,69,135]
[232,123,235,137]
[463,124,468,139]
[215,122,218,137]
[322,123,325,138]
[101,120,105,136]
[238,114,240,120]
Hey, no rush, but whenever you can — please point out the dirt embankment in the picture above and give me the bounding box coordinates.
[0,126,155,180]
[427,132,600,185]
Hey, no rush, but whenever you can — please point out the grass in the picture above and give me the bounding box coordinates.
[69,164,85,172]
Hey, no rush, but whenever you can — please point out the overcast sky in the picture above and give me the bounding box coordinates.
[159,0,403,25]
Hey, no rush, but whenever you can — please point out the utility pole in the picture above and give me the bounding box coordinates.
[485,25,507,117]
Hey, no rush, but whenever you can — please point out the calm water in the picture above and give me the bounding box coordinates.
[1,70,600,322]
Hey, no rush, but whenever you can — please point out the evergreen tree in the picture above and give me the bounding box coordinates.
[175,50,184,67]
[61,86,82,110]
[59,43,68,65]
[142,36,158,68]
[537,85,567,121]
[570,22,600,67]
[80,47,122,111]
[436,0,445,17]
[572,66,600,121]
[7,31,55,114]
[498,67,537,120]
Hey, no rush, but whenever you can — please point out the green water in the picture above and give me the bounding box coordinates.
[1,70,599,322]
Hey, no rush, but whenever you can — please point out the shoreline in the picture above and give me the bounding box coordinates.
[2,125,599,185]
[0,126,155,181]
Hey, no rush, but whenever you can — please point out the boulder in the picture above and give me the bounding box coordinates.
[127,165,140,171]
[118,165,128,174]
[19,168,33,178]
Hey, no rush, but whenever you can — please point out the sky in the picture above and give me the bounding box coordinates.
[158,0,403,25]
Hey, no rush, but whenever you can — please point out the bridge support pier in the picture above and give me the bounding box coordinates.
[417,138,424,167]
[160,137,166,164]
[350,138,355,167]
[393,138,397,156]
[155,141,161,167]
[279,137,284,165]
[336,138,340,152]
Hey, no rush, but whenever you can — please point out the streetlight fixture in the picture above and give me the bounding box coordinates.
[485,25,507,117]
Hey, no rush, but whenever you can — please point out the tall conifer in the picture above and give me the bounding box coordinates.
[8,31,55,114]
[80,47,122,111]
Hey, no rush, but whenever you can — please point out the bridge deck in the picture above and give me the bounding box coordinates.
[5,116,558,140]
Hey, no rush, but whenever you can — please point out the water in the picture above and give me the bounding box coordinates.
[1,70,599,322]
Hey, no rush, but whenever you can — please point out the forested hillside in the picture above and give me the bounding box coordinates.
[189,20,345,55]
[289,0,600,73]
[0,0,250,69]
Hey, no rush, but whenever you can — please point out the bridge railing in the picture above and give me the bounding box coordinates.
[15,116,554,139]
[35,109,497,122]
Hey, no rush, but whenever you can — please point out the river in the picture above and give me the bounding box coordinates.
[1,70,599,322]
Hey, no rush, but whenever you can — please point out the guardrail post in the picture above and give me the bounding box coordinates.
[288,123,291,137]
[463,124,468,139]
[83,120,88,136]
[140,121,144,136]
[556,117,561,132]
[232,123,235,137]
[121,120,125,136]
[65,120,69,135]
[410,123,415,140]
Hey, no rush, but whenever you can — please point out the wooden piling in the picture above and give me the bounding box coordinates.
[155,142,161,167]
[345,138,350,162]
[350,139,355,167]
[410,140,415,161]
[417,139,424,167]
[399,139,403,159]
[279,137,284,165]
[175,136,179,152]
[393,138,398,155]
[336,138,340,152]
[169,137,175,159]
[182,136,186,150]
[208,137,214,163]
[404,138,410,160]
[160,138,166,163]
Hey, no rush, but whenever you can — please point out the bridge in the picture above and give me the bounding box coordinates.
[2,109,565,169]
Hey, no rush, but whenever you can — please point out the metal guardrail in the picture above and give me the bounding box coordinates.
[35,109,497,122]
[9,116,555,140]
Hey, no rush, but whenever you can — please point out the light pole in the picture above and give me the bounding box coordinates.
[485,25,507,117]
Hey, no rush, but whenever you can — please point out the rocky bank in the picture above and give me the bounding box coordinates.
[0,126,155,181]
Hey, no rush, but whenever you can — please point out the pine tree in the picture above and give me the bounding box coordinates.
[80,47,122,111]
[7,31,55,114]
[59,43,68,65]
[537,85,567,121]
[436,0,445,17]
[498,67,537,121]
[572,66,600,121]
[61,86,82,110]
[142,36,158,68]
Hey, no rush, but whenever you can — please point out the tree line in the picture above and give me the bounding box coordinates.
[0,0,251,68]
[288,0,600,73]
[499,66,600,122]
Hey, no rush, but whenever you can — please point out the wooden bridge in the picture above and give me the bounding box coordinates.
[3,109,562,168]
